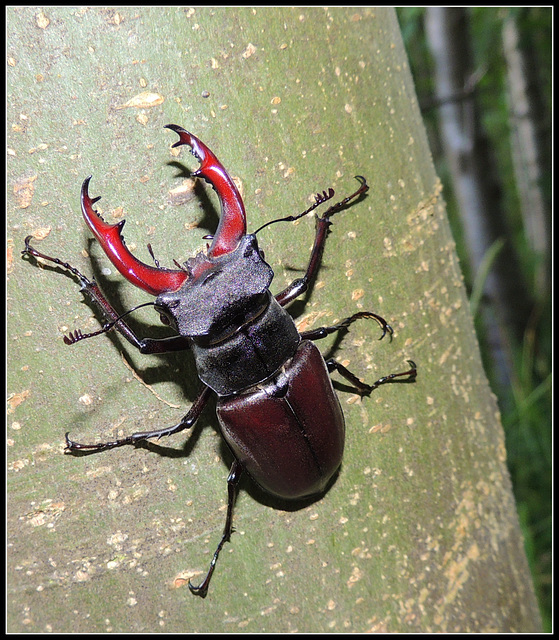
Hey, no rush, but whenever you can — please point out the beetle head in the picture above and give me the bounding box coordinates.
[156,235,273,339]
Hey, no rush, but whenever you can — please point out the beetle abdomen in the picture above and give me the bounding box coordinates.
[216,340,345,500]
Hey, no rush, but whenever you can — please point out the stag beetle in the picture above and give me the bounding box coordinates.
[23,125,417,597]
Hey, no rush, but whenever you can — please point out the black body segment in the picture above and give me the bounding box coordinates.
[190,294,300,395]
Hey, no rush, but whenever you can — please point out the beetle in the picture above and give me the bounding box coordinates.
[22,125,417,597]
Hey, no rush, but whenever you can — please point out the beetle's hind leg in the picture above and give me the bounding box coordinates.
[326,359,417,395]
[188,459,243,598]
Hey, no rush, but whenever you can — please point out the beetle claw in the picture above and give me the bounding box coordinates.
[187,579,209,598]
[164,124,247,259]
[80,177,188,296]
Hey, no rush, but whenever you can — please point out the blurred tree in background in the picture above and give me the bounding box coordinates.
[397,7,551,629]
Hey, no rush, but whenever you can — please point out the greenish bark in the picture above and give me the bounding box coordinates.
[7,7,540,632]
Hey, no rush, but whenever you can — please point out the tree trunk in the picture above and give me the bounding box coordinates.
[7,7,541,632]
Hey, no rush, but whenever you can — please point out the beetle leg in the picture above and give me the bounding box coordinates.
[274,176,368,307]
[188,459,243,598]
[23,236,191,354]
[300,311,394,342]
[326,359,417,395]
[65,385,212,453]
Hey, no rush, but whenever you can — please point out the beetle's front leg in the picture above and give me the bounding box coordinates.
[275,177,368,307]
[327,359,417,395]
[65,385,212,453]
[22,236,190,354]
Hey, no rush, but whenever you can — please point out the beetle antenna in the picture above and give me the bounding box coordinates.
[63,302,156,345]
[253,187,335,235]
